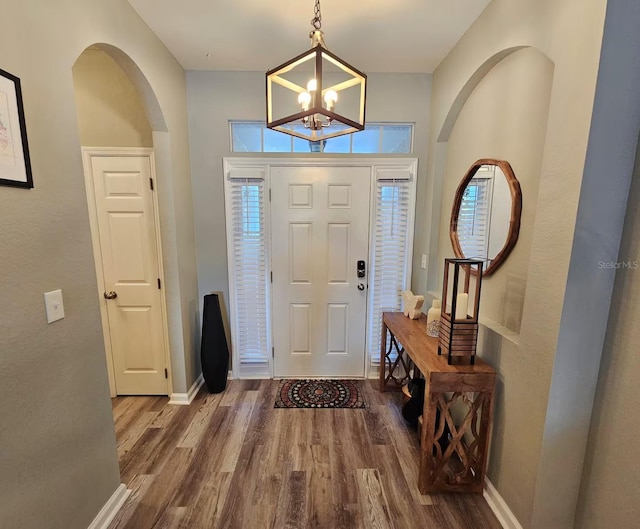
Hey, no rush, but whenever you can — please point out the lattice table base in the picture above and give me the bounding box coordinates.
[420,390,492,493]
[380,333,419,390]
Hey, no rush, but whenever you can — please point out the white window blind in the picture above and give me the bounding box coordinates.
[227,176,269,368]
[368,176,413,363]
[458,177,492,260]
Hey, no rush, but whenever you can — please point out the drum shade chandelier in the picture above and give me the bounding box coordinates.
[266,0,367,141]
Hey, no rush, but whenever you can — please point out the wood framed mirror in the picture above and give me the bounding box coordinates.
[450,159,522,276]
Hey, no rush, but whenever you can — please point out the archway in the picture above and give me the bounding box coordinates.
[425,46,555,294]
[72,44,187,399]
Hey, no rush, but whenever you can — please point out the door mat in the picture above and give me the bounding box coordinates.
[274,379,366,409]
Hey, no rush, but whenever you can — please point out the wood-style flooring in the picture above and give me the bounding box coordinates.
[108,379,502,529]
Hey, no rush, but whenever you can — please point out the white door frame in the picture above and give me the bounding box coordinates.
[224,157,418,380]
[82,147,173,397]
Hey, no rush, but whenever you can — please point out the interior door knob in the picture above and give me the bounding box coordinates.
[104,291,118,300]
[357,283,365,291]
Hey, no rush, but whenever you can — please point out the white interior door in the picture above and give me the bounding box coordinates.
[89,155,168,395]
[271,166,371,378]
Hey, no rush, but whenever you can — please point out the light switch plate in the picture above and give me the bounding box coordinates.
[44,289,65,323]
[421,254,427,269]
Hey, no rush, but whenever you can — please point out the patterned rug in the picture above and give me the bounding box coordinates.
[274,379,366,409]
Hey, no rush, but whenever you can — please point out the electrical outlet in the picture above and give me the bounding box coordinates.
[421,254,427,269]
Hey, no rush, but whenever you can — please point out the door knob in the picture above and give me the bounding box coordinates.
[104,291,118,300]
[357,283,365,291]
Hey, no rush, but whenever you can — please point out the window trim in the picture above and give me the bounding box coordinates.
[224,157,417,379]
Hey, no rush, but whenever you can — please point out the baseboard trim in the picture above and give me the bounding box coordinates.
[87,483,130,529]
[484,477,523,529]
[169,374,204,405]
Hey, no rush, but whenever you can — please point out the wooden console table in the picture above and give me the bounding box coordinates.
[379,312,496,494]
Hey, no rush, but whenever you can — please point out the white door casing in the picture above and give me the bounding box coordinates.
[271,166,371,378]
[83,149,169,396]
[223,157,417,380]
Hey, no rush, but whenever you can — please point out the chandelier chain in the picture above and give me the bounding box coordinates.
[311,0,322,30]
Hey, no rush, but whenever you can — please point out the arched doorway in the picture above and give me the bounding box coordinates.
[72,44,173,397]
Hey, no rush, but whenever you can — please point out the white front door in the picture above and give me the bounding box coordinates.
[271,166,371,378]
[89,155,168,395]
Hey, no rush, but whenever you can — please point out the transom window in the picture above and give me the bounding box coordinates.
[230,121,413,154]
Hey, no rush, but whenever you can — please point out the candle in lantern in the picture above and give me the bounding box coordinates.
[455,293,468,320]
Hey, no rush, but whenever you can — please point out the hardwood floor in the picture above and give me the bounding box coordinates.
[108,380,502,529]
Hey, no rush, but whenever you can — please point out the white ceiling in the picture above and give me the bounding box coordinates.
[127,0,490,73]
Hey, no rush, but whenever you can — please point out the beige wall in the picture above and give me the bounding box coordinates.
[73,48,153,147]
[0,0,197,527]
[420,0,609,527]
[575,139,640,529]
[435,47,553,332]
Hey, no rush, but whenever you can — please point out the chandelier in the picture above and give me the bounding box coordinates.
[266,0,367,142]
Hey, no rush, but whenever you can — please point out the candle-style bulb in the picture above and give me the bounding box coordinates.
[298,91,311,111]
[307,79,317,92]
[324,90,338,110]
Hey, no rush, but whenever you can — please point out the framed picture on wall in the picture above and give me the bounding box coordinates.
[0,68,33,188]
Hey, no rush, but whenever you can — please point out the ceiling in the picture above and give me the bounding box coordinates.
[127,0,490,73]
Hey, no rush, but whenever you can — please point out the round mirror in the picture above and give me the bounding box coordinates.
[450,159,522,276]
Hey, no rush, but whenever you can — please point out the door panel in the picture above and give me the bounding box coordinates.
[91,156,167,395]
[327,304,348,353]
[108,213,148,279]
[327,223,350,283]
[272,166,370,377]
[290,223,312,283]
[291,304,312,353]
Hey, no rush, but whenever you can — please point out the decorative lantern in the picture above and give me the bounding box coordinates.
[265,0,366,142]
[438,258,483,364]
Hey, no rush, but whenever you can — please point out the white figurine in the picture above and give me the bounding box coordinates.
[402,290,424,320]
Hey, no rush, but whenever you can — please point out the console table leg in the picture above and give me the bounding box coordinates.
[418,385,437,494]
[379,322,388,392]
